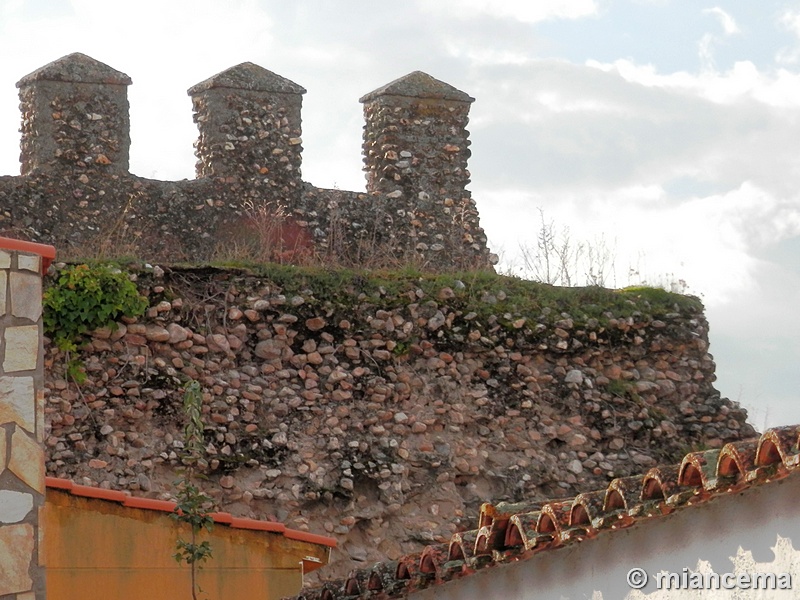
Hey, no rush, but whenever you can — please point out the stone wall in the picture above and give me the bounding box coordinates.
[0,238,54,600]
[0,53,492,271]
[41,265,755,581]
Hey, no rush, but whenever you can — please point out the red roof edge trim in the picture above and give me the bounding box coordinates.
[45,476,73,491]
[121,496,178,513]
[284,528,338,548]
[45,478,335,548]
[210,511,234,525]
[70,483,129,503]
[231,516,286,533]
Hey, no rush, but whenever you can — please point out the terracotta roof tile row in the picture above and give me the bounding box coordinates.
[288,426,800,600]
[45,476,337,549]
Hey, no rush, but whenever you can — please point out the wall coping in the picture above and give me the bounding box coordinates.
[0,236,56,274]
[45,476,337,550]
[188,61,307,95]
[360,71,474,103]
[17,52,131,87]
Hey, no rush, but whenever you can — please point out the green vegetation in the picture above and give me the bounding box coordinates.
[43,263,148,351]
[202,260,703,325]
[604,378,637,400]
[172,381,215,600]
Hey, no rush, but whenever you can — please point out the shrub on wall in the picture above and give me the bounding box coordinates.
[43,263,148,350]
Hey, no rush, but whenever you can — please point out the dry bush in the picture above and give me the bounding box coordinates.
[212,199,314,265]
[516,208,618,287]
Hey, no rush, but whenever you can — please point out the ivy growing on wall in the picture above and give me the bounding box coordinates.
[43,263,148,350]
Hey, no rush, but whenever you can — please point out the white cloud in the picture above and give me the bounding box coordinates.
[698,7,740,70]
[443,43,533,66]
[417,0,599,24]
[481,180,798,309]
[777,9,800,64]
[534,90,629,114]
[587,57,800,108]
[703,7,740,36]
[780,9,800,38]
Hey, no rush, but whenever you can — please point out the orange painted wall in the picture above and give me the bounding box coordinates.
[43,490,330,600]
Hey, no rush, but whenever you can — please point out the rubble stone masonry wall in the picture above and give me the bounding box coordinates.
[0,240,53,600]
[0,53,492,271]
[41,266,755,581]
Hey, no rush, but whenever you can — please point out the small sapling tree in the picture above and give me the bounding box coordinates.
[172,380,215,600]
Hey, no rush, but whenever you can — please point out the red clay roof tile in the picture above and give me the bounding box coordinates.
[286,426,800,600]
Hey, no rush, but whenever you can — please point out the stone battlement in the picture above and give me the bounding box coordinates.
[0,53,493,269]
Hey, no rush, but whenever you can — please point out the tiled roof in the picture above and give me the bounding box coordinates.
[45,477,337,549]
[287,426,800,600]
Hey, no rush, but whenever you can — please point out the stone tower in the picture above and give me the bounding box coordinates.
[16,53,131,176]
[188,63,306,203]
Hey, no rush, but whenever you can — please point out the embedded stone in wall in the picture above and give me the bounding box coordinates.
[0,250,10,269]
[10,271,42,322]
[17,254,40,272]
[9,427,44,493]
[0,427,5,475]
[35,388,44,443]
[0,490,33,524]
[0,377,35,432]
[0,523,35,595]
[3,325,39,372]
[0,271,6,317]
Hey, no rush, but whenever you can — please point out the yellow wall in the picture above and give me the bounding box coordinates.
[43,490,329,600]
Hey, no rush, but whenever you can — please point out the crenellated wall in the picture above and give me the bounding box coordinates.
[0,53,492,270]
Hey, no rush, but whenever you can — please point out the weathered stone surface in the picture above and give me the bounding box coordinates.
[0,523,34,595]
[305,317,326,332]
[3,326,39,372]
[0,251,10,269]
[0,491,33,524]
[16,254,40,273]
[0,271,6,317]
[0,377,35,432]
[9,428,44,493]
[0,428,5,475]
[207,333,231,354]
[144,325,170,342]
[255,339,284,360]
[166,323,189,344]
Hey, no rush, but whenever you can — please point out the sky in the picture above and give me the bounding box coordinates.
[0,0,798,429]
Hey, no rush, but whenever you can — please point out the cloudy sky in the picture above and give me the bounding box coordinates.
[0,0,798,429]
